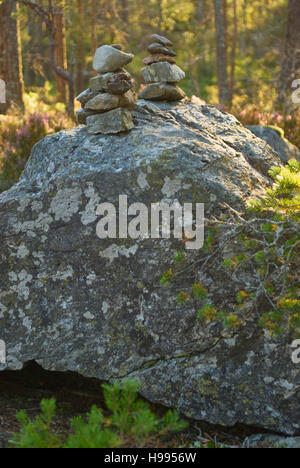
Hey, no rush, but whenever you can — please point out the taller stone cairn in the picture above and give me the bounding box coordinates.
[76,45,135,134]
[139,34,186,101]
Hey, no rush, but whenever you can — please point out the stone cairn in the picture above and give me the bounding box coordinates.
[76,45,136,134]
[138,34,186,102]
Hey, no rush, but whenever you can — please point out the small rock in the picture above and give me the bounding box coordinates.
[85,90,136,112]
[143,54,176,66]
[93,45,133,74]
[138,83,185,101]
[147,43,176,57]
[142,62,185,83]
[87,107,134,134]
[90,71,133,95]
[111,44,122,50]
[85,92,120,112]
[76,108,99,125]
[90,73,115,92]
[151,34,173,47]
[106,74,134,95]
[76,88,97,106]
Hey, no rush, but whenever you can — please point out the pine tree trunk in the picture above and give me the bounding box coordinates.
[213,0,229,104]
[229,0,238,105]
[90,0,97,55]
[53,0,68,105]
[277,0,300,112]
[0,0,24,113]
[76,0,84,94]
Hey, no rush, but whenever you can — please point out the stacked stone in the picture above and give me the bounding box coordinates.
[138,34,185,102]
[76,45,136,134]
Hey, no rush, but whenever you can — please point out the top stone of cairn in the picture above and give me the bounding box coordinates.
[93,45,134,74]
[151,34,173,47]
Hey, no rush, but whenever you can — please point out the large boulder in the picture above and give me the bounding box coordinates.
[0,101,298,435]
[247,125,300,164]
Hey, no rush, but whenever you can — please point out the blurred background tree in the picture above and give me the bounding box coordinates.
[0,0,297,110]
[0,0,24,112]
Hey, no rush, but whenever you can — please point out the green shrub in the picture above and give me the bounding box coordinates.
[161,160,300,339]
[11,379,187,449]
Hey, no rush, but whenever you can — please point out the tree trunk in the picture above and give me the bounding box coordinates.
[213,0,229,104]
[90,0,97,55]
[120,0,129,24]
[76,0,84,94]
[229,0,238,105]
[277,0,300,112]
[53,0,68,105]
[0,0,25,113]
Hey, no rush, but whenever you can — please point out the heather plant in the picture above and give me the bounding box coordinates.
[231,101,300,149]
[11,379,187,449]
[0,90,72,193]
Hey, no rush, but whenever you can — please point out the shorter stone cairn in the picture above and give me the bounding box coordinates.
[76,45,135,134]
[138,34,185,102]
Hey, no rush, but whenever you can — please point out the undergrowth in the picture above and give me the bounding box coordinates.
[10,379,187,449]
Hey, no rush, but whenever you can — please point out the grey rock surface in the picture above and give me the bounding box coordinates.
[142,62,185,83]
[86,107,134,134]
[247,125,300,164]
[0,101,298,435]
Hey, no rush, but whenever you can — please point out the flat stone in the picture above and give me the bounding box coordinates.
[142,62,185,83]
[86,107,134,134]
[85,90,136,112]
[76,108,99,125]
[151,34,173,47]
[143,55,176,66]
[138,83,185,101]
[76,88,97,106]
[90,71,133,95]
[85,92,120,112]
[106,74,134,95]
[93,45,133,73]
[148,43,176,57]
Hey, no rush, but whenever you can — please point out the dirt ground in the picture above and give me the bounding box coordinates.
[0,361,262,448]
